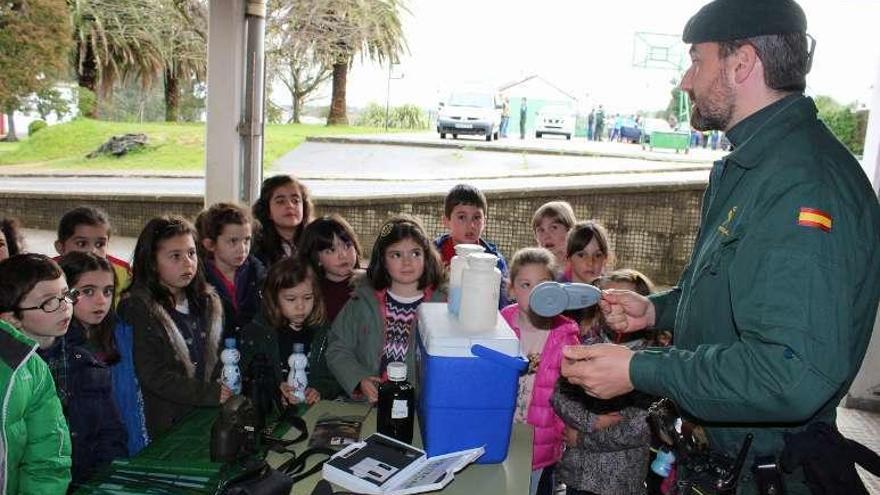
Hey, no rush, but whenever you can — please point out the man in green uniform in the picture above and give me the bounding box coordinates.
[561,0,880,492]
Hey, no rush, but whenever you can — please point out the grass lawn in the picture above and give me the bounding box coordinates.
[0,119,414,174]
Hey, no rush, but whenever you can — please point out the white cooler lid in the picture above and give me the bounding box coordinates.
[417,302,519,358]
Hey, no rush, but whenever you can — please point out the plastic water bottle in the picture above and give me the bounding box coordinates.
[287,343,309,403]
[377,362,414,444]
[651,448,676,477]
[220,338,241,395]
[448,243,485,315]
[459,252,501,332]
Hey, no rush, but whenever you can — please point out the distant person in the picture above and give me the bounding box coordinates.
[520,97,528,139]
[251,175,314,267]
[54,206,132,304]
[0,216,24,261]
[594,105,605,141]
[587,109,595,141]
[500,96,511,138]
[609,114,622,142]
[434,184,510,308]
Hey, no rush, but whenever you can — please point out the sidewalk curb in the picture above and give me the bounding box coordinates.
[306,135,714,165]
[0,172,202,179]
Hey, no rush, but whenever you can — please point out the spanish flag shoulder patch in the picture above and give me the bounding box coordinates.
[797,207,832,232]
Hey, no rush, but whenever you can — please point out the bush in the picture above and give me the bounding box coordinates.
[355,102,428,129]
[815,95,864,156]
[76,87,97,118]
[28,120,48,135]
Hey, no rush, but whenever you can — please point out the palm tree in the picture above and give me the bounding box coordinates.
[157,0,206,121]
[69,0,165,117]
[313,0,409,126]
[69,0,206,121]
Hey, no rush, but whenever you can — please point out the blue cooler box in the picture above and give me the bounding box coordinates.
[416,303,526,463]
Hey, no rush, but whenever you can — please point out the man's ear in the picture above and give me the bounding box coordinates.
[732,43,759,85]
[441,215,450,230]
[201,238,215,253]
[54,240,64,256]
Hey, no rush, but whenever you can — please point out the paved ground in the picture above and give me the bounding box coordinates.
[1,137,714,198]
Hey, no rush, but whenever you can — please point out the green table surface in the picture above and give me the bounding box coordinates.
[278,401,533,495]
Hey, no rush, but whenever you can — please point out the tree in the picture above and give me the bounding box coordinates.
[815,95,865,156]
[70,0,165,117]
[69,0,206,121]
[298,0,408,126]
[266,0,331,123]
[156,0,207,121]
[0,0,72,141]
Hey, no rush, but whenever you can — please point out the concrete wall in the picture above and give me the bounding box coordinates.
[0,183,704,287]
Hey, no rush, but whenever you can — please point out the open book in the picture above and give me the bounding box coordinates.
[322,433,484,495]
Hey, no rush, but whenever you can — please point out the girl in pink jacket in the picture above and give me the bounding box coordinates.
[502,247,579,495]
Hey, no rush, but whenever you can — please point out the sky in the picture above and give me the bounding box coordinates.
[272,0,880,115]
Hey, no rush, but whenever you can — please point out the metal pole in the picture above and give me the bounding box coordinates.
[239,0,266,205]
[384,63,392,131]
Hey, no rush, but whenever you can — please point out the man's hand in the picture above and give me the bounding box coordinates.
[358,376,382,404]
[561,344,635,399]
[600,289,655,333]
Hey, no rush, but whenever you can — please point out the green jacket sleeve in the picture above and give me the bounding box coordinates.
[18,357,72,494]
[130,299,221,407]
[631,179,853,423]
[308,324,344,400]
[648,289,680,332]
[325,297,377,396]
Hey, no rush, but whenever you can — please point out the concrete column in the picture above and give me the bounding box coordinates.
[846,59,880,412]
[205,0,246,206]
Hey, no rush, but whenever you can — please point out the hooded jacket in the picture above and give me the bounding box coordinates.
[119,287,224,438]
[0,319,72,494]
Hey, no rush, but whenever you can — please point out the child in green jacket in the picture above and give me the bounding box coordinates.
[326,215,447,403]
[0,254,73,494]
[240,257,342,406]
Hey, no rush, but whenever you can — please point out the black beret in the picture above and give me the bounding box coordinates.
[683,0,807,43]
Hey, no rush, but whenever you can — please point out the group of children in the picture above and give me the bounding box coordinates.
[0,177,667,494]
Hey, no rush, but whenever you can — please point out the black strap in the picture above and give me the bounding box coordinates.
[277,447,336,483]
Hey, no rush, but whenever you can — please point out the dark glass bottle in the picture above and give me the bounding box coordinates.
[377,362,415,444]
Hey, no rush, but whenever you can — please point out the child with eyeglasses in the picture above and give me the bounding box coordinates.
[0,253,73,494]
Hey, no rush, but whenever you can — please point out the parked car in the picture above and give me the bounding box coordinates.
[437,90,501,141]
[619,117,641,143]
[535,105,576,140]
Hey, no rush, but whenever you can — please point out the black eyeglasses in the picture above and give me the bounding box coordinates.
[17,289,80,313]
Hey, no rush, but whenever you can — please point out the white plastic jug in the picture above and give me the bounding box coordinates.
[448,243,485,315]
[459,252,501,332]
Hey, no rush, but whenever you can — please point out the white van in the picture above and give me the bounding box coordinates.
[437,90,501,141]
